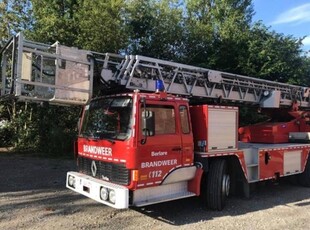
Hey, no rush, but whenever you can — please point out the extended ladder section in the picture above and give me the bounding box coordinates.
[101,55,310,108]
[0,33,118,105]
[1,33,310,108]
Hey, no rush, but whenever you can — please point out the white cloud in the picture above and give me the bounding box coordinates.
[303,36,310,46]
[271,3,310,25]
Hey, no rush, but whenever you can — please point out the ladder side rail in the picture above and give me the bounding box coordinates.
[136,55,209,73]
[89,57,94,98]
[117,55,264,103]
[219,78,298,101]
[0,34,15,96]
[104,53,127,82]
[11,34,19,95]
[210,79,307,107]
[135,55,205,95]
[134,55,309,98]
[220,72,304,93]
[124,55,141,88]
[23,47,91,65]
[4,36,15,95]
[1,53,6,95]
[166,68,181,93]
[133,55,305,96]
[126,55,142,89]
[18,79,91,92]
[114,55,130,81]
[117,55,309,107]
[123,56,260,102]
[91,52,123,68]
[220,71,306,91]
[0,40,16,96]
[220,74,310,106]
[98,53,128,87]
[105,55,264,102]
[102,54,265,103]
[187,68,309,106]
[23,39,56,52]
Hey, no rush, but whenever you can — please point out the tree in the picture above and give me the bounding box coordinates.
[240,22,307,84]
[0,0,32,47]
[74,0,127,53]
[183,0,254,71]
[126,0,184,60]
[30,0,79,44]
[300,55,310,86]
[0,1,34,149]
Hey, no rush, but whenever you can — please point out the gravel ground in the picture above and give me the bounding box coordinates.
[0,153,309,230]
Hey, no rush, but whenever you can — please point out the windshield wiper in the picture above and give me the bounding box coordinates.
[104,138,115,144]
[97,133,116,144]
[80,130,116,144]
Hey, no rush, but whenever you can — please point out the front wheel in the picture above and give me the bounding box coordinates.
[205,159,230,211]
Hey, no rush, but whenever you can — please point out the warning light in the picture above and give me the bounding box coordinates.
[155,80,165,93]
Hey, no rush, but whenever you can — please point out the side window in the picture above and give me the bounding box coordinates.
[180,106,190,134]
[141,105,176,135]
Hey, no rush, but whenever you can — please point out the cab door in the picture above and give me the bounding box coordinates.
[178,104,194,166]
[137,100,182,186]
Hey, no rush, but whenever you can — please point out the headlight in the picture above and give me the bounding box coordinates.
[109,189,116,204]
[100,187,109,201]
[68,175,76,188]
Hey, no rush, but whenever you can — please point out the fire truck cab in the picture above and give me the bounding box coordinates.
[67,92,199,209]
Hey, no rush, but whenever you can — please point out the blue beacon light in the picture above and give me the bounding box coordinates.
[155,80,165,93]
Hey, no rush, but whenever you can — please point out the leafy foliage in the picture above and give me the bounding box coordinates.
[240,22,306,84]
[0,0,32,46]
[34,104,80,156]
[183,0,253,71]
[74,0,127,52]
[29,0,78,44]
[127,0,184,60]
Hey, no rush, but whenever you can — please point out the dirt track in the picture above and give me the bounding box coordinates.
[0,153,309,230]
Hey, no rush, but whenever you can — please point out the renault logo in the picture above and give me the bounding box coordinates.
[91,161,97,177]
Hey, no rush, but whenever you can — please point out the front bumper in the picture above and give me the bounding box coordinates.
[66,171,129,209]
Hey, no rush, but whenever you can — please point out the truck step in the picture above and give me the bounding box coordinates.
[132,181,196,207]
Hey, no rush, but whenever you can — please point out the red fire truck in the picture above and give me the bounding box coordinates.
[1,33,310,210]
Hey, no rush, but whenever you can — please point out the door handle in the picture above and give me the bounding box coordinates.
[172,147,182,151]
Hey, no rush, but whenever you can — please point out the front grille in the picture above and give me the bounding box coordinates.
[78,157,130,185]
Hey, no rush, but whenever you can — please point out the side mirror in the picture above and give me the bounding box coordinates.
[142,110,155,136]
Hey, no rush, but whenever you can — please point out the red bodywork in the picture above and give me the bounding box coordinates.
[190,105,238,151]
[239,110,310,143]
[77,92,194,190]
[257,147,310,179]
[76,92,310,198]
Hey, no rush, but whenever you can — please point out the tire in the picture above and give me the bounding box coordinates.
[205,159,230,211]
[298,156,310,187]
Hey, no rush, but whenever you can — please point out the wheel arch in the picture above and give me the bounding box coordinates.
[199,155,248,198]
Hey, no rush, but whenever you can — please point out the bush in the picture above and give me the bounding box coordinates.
[0,122,13,147]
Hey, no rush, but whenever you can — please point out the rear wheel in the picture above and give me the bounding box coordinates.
[205,159,230,211]
[298,156,310,187]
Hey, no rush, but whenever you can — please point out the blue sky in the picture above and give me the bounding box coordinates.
[252,0,310,52]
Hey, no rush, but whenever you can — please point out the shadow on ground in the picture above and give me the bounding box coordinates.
[0,153,309,227]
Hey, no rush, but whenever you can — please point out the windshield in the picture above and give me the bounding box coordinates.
[80,97,133,141]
